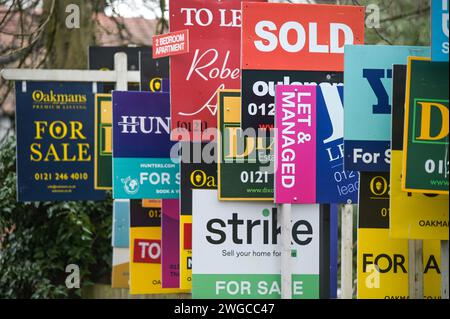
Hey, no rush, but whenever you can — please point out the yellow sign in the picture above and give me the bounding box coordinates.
[94,94,113,190]
[129,200,188,295]
[179,215,192,290]
[390,150,449,240]
[357,228,441,299]
[111,248,129,289]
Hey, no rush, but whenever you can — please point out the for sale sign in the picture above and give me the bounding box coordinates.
[343,45,430,172]
[403,57,449,194]
[15,81,107,201]
[218,90,274,200]
[112,92,179,199]
[275,85,317,204]
[357,173,442,299]
[169,0,265,141]
[390,65,448,240]
[192,189,320,299]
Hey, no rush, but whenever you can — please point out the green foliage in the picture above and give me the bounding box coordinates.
[0,136,113,299]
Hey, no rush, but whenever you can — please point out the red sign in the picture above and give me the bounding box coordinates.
[133,239,161,264]
[242,3,365,71]
[153,30,190,59]
[183,223,192,250]
[169,0,266,141]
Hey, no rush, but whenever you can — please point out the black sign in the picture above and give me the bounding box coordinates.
[180,142,217,216]
[391,65,407,151]
[140,53,169,92]
[88,46,151,92]
[130,199,161,227]
[241,69,342,130]
[358,172,390,229]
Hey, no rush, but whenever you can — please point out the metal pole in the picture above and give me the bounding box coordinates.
[441,240,449,299]
[341,203,353,299]
[281,203,292,299]
[408,239,424,299]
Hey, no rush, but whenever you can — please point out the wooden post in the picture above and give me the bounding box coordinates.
[441,240,449,299]
[1,53,138,84]
[280,203,292,299]
[408,239,424,299]
[114,52,128,91]
[341,203,353,299]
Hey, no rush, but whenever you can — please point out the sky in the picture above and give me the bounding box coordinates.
[106,0,312,20]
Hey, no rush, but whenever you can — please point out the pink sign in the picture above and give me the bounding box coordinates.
[275,85,317,204]
[161,199,180,288]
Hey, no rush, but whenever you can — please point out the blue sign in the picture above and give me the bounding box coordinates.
[112,91,179,199]
[15,81,107,202]
[343,45,430,172]
[112,200,130,248]
[432,0,449,61]
[241,70,358,203]
[316,82,359,204]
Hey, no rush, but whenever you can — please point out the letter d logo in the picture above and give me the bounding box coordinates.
[416,101,449,141]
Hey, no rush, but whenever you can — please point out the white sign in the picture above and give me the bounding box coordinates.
[192,189,320,299]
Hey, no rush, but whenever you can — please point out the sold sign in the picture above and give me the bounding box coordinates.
[275,85,317,204]
[242,2,365,71]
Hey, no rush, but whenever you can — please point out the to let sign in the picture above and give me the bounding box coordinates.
[275,85,317,204]
[169,0,265,141]
[403,57,449,194]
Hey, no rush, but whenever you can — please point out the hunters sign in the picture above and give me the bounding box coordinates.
[112,92,179,199]
[403,57,449,194]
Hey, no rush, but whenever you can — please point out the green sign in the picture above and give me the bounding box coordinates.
[95,94,112,190]
[218,90,274,200]
[403,57,449,194]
